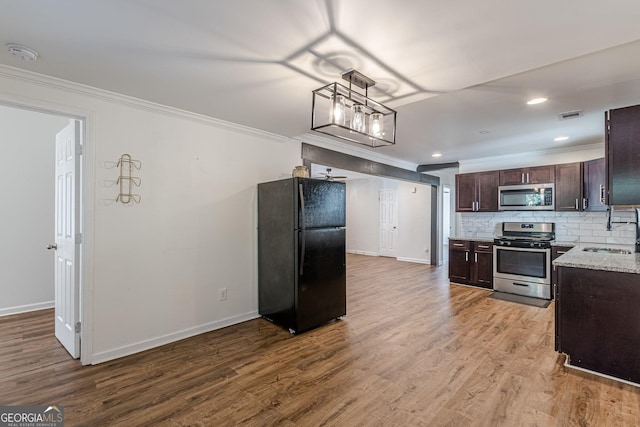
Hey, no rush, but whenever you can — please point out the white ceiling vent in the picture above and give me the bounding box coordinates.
[558,110,583,120]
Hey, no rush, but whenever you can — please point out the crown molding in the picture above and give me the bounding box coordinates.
[0,64,289,143]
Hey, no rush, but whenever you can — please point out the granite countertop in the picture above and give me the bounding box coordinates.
[449,236,494,243]
[551,240,577,247]
[450,237,579,246]
[553,243,640,274]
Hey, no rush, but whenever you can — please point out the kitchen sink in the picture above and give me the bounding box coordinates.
[582,247,632,254]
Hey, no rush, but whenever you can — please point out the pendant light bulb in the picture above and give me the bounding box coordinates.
[370,113,383,138]
[351,104,366,133]
[331,94,346,125]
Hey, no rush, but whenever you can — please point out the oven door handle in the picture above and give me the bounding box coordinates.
[512,282,530,287]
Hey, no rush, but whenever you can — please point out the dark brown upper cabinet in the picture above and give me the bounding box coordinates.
[583,157,607,212]
[499,165,555,186]
[606,105,640,206]
[555,162,583,211]
[455,171,498,212]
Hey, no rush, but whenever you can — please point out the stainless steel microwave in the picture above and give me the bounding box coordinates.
[498,183,554,210]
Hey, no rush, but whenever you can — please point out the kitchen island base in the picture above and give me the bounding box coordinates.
[556,266,640,385]
[563,355,640,389]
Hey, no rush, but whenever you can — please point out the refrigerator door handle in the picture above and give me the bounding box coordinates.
[299,230,306,276]
[299,183,306,230]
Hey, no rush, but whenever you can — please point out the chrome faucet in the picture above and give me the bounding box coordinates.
[608,206,640,253]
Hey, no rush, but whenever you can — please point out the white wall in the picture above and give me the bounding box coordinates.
[459,143,604,174]
[345,179,380,256]
[0,106,69,316]
[396,181,431,263]
[0,66,301,363]
[346,177,431,263]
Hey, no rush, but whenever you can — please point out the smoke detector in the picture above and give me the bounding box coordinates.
[7,44,39,61]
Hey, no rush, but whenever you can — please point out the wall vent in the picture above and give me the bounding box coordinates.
[558,110,583,120]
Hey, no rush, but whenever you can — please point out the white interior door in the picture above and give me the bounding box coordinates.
[53,120,81,358]
[379,189,397,257]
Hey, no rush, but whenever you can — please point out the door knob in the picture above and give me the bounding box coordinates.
[47,244,57,250]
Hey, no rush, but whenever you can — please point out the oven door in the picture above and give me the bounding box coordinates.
[493,245,552,299]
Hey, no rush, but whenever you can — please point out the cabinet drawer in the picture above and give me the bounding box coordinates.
[449,240,471,250]
[473,242,493,253]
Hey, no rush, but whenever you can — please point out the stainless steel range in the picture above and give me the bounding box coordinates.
[493,222,555,300]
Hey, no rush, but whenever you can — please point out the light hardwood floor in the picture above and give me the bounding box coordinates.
[1,254,639,426]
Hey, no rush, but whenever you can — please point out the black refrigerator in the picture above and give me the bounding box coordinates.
[258,177,346,333]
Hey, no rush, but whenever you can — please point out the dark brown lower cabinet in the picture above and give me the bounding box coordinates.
[556,266,640,384]
[448,240,493,289]
[551,246,573,301]
[449,240,471,283]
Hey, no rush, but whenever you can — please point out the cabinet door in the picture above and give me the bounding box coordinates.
[607,105,640,205]
[555,162,582,211]
[449,241,470,283]
[551,246,572,302]
[583,158,606,212]
[455,173,476,212]
[527,165,555,184]
[499,168,525,185]
[471,243,493,289]
[476,171,499,212]
[557,267,640,384]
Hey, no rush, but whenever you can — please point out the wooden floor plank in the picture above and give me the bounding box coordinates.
[1,254,639,426]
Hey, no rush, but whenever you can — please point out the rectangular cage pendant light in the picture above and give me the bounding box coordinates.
[311,70,397,148]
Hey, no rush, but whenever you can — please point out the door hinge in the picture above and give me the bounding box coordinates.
[75,322,81,333]
[75,233,83,244]
[76,144,83,156]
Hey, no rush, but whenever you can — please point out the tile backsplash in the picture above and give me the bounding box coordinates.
[456,210,637,245]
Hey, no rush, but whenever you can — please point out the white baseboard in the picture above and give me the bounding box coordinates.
[397,257,430,265]
[91,311,260,365]
[0,301,54,317]
[347,250,379,257]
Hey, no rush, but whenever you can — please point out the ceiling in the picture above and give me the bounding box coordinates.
[2,0,640,166]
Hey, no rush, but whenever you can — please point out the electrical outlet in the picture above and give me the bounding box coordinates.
[219,288,227,301]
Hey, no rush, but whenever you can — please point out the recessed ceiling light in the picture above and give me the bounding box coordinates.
[432,153,442,158]
[554,136,569,142]
[479,130,491,134]
[6,43,38,61]
[527,97,548,105]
